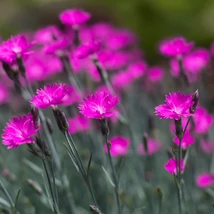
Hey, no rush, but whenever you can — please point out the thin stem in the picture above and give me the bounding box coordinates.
[42,159,59,214]
[174,175,182,214]
[105,134,122,214]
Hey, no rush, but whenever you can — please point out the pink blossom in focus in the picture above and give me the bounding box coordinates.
[104,136,130,157]
[127,61,147,80]
[68,115,91,134]
[2,113,39,149]
[147,66,164,83]
[173,130,194,149]
[193,107,213,134]
[74,40,102,59]
[0,35,34,64]
[183,48,210,73]
[78,91,119,119]
[164,158,185,174]
[159,37,193,57]
[30,83,71,109]
[200,140,214,153]
[196,173,214,188]
[59,9,91,28]
[155,92,193,120]
[106,29,137,50]
[138,138,162,155]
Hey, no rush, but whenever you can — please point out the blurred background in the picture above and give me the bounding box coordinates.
[1,0,214,62]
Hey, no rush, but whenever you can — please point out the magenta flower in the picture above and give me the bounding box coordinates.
[104,136,130,157]
[155,92,193,120]
[183,48,210,73]
[59,9,91,28]
[196,173,214,188]
[0,35,34,64]
[147,66,164,83]
[78,91,119,119]
[173,130,194,149]
[138,138,162,155]
[74,40,102,59]
[164,158,185,174]
[68,115,91,134]
[193,107,213,134]
[61,85,81,106]
[112,71,133,90]
[200,140,214,153]
[127,61,147,80]
[159,37,193,57]
[169,58,180,77]
[2,113,39,149]
[30,84,71,109]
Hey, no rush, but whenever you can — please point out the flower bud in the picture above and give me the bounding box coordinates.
[90,205,103,214]
[100,118,109,137]
[52,108,69,133]
[189,89,199,114]
[174,118,183,139]
[17,56,26,78]
[31,106,40,129]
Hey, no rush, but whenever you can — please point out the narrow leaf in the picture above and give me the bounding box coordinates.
[87,152,93,177]
[15,189,21,209]
[101,166,115,187]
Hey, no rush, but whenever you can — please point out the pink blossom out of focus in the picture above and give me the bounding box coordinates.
[2,113,39,149]
[61,85,81,106]
[0,35,34,64]
[59,9,91,28]
[127,61,147,80]
[196,173,214,188]
[138,137,162,155]
[78,91,119,119]
[112,71,133,90]
[155,92,193,120]
[173,130,194,149]
[104,136,130,157]
[68,115,91,134]
[164,158,185,174]
[147,66,164,83]
[193,107,213,134]
[200,140,214,153]
[0,85,10,104]
[74,40,102,59]
[30,83,72,109]
[159,36,194,57]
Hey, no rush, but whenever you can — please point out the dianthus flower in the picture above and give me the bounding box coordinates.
[183,48,210,73]
[155,92,193,120]
[173,130,194,149]
[74,40,102,59]
[68,115,91,134]
[159,37,193,57]
[2,113,39,149]
[147,66,164,83]
[78,91,119,119]
[193,107,213,134]
[200,140,214,153]
[164,158,185,174]
[104,136,130,157]
[196,173,214,188]
[127,61,147,80]
[30,83,71,109]
[138,138,162,155]
[59,9,91,28]
[61,85,81,106]
[112,71,133,90]
[0,35,34,64]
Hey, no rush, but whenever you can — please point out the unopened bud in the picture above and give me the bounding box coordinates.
[174,118,183,139]
[100,118,109,137]
[52,108,69,133]
[2,62,15,80]
[190,89,199,114]
[31,106,40,129]
[17,56,26,78]
[35,137,51,158]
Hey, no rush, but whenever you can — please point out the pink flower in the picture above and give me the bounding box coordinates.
[61,85,81,106]
[193,107,213,134]
[68,115,91,134]
[200,140,214,153]
[183,48,210,73]
[59,9,91,28]
[78,91,119,119]
[104,136,130,157]
[74,40,102,59]
[164,158,185,174]
[173,130,194,149]
[169,117,191,134]
[196,173,214,188]
[2,113,39,149]
[112,71,133,90]
[159,37,193,57]
[155,92,193,120]
[169,58,180,77]
[127,61,147,79]
[30,83,71,109]
[147,66,164,83]
[138,138,162,155]
[106,29,137,50]
[0,35,34,64]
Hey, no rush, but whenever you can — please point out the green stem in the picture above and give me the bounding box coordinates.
[174,175,182,214]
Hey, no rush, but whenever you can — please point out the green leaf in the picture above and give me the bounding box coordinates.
[15,188,21,209]
[101,166,115,187]
[0,197,10,208]
[87,152,93,177]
